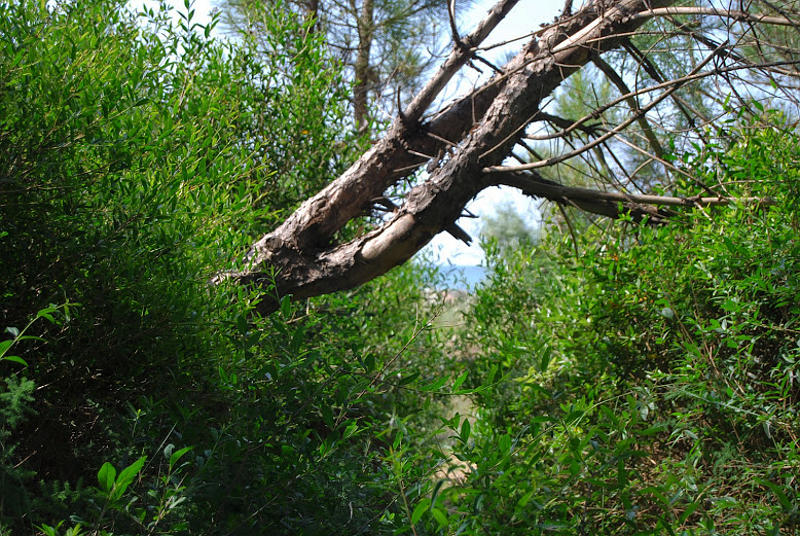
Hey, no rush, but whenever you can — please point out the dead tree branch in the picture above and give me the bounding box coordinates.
[215,0,792,313]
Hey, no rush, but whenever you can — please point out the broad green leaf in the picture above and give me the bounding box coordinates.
[111,456,146,500]
[430,507,448,527]
[460,419,471,443]
[35,524,59,536]
[97,462,116,494]
[36,312,54,323]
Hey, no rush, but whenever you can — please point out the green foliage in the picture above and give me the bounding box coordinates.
[480,202,540,254]
[436,114,800,534]
[0,0,440,533]
[1,304,72,525]
[35,444,192,536]
[220,0,458,131]
[2,0,799,534]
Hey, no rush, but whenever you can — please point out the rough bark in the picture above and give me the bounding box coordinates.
[353,0,374,132]
[216,0,790,313]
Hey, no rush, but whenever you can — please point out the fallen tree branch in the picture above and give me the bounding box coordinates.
[214,0,787,314]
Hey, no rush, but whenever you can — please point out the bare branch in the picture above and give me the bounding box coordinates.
[591,54,666,159]
[486,45,719,174]
[486,56,800,174]
[632,6,800,27]
[402,0,522,124]
[492,171,770,222]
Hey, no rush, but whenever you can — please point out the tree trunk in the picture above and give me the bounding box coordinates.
[354,0,374,132]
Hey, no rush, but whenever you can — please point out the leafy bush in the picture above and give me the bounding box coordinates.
[0,0,446,533]
[435,114,800,534]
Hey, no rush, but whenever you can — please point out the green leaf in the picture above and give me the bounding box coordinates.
[35,524,60,536]
[17,335,44,343]
[421,376,448,392]
[64,523,84,536]
[757,478,793,511]
[397,371,419,386]
[111,456,146,500]
[4,327,19,337]
[321,405,333,429]
[498,433,511,454]
[539,345,552,372]
[97,462,117,494]
[411,498,431,524]
[169,446,193,470]
[637,425,667,436]
[460,419,471,443]
[36,312,54,323]
[487,364,499,384]
[430,507,448,527]
[280,295,292,318]
[2,355,27,366]
[452,370,468,391]
[430,479,445,508]
[0,340,12,356]
[516,490,534,510]
[392,430,404,450]
[343,421,358,439]
[679,502,699,524]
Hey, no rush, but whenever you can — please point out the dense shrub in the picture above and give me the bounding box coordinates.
[0,1,446,533]
[435,115,800,535]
